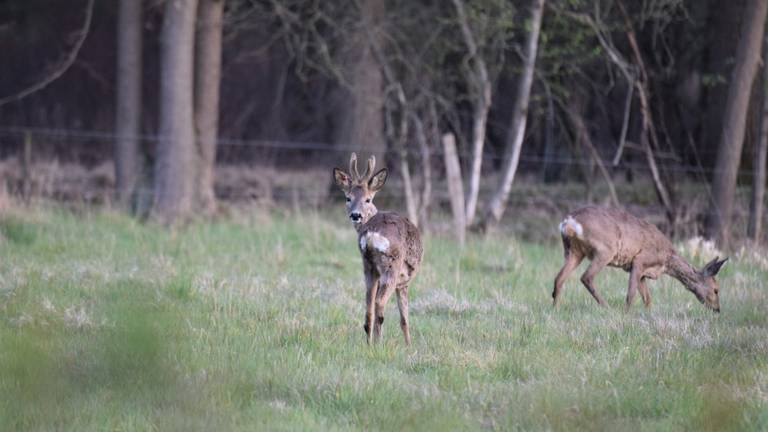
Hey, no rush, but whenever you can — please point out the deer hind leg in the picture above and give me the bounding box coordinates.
[373,272,397,343]
[638,277,651,308]
[396,284,411,345]
[553,249,584,307]
[580,253,611,306]
[364,274,379,345]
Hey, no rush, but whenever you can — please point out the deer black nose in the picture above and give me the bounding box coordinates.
[350,212,362,222]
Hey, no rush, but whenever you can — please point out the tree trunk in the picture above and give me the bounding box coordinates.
[152,0,199,225]
[618,2,677,229]
[195,0,224,215]
[540,83,559,183]
[464,65,491,226]
[480,0,545,229]
[333,0,386,161]
[748,34,768,243]
[443,133,466,246]
[452,0,492,226]
[385,88,418,226]
[700,0,747,168]
[115,0,142,207]
[707,0,768,248]
[636,78,676,227]
[412,112,432,230]
[566,92,619,207]
[399,148,419,225]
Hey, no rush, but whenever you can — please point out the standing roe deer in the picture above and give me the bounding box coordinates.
[333,153,423,344]
[553,206,727,312]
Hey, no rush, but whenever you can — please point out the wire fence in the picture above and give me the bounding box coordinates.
[0,125,749,178]
[0,124,760,224]
[1,124,765,244]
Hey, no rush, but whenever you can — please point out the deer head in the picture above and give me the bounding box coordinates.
[694,256,728,312]
[333,153,388,228]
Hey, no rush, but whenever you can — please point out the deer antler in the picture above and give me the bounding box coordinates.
[349,153,376,182]
[349,152,360,180]
[360,155,375,182]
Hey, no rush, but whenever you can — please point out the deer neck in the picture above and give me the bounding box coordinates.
[354,205,378,233]
[665,253,703,295]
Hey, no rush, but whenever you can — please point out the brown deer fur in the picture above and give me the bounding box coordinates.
[554,206,727,311]
[334,153,423,344]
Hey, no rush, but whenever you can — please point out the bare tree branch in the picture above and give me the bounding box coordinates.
[0,0,95,107]
[612,81,634,165]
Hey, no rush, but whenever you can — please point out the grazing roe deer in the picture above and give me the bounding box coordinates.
[554,206,727,312]
[334,153,423,344]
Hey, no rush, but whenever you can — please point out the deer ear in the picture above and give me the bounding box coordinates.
[368,168,388,192]
[333,168,351,191]
[701,256,728,277]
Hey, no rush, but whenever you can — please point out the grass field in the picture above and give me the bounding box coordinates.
[0,205,766,431]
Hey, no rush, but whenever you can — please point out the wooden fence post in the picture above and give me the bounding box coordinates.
[22,131,32,203]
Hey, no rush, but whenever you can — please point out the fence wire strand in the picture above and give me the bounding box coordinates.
[0,125,750,178]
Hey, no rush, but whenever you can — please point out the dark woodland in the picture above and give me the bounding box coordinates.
[0,0,766,247]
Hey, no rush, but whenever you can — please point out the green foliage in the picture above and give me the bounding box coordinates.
[0,207,766,430]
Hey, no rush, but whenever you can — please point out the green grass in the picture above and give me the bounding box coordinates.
[0,206,766,431]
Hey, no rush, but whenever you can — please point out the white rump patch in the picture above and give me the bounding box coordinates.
[360,231,390,253]
[559,215,583,237]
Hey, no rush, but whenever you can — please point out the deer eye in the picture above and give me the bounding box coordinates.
[345,197,351,202]
[365,198,371,203]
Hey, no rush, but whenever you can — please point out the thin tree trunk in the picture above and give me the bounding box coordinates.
[452,0,492,226]
[115,0,142,207]
[480,0,545,229]
[465,77,491,225]
[400,149,418,225]
[152,0,199,225]
[637,79,675,226]
[707,0,768,248]
[566,93,619,207]
[612,81,634,166]
[748,35,768,242]
[412,112,432,229]
[540,82,557,182]
[195,0,224,215]
[618,2,677,228]
[388,88,418,225]
[443,133,466,246]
